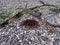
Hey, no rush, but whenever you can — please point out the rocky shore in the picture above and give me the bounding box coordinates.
[0,0,60,45]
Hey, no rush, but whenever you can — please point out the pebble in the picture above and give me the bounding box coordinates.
[30,11,42,17]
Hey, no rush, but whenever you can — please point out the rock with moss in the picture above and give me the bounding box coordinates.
[0,9,21,26]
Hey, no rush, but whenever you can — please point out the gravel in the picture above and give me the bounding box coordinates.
[0,14,60,45]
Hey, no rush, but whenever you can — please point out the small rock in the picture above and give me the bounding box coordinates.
[8,18,17,23]
[31,37,34,41]
[30,11,42,17]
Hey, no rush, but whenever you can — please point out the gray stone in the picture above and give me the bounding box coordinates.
[0,0,42,10]
[41,0,60,5]
[45,13,60,27]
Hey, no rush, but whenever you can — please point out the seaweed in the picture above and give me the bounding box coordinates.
[13,12,23,18]
[49,8,60,13]
[1,21,8,27]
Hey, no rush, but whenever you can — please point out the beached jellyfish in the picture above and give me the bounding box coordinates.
[21,19,39,28]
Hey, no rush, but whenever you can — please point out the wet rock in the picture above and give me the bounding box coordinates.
[0,9,20,26]
[45,13,60,27]
[41,0,60,5]
[0,0,42,10]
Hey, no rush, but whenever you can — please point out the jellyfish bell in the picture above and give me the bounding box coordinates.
[21,19,39,28]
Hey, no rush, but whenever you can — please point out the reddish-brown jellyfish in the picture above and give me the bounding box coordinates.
[21,19,39,28]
